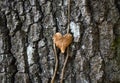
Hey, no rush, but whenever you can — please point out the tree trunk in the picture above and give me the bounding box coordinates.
[0,0,120,83]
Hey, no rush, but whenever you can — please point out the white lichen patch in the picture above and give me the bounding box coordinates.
[38,39,45,48]
[27,44,34,65]
[70,21,80,42]
[64,0,67,6]
[82,45,85,49]
[0,39,3,53]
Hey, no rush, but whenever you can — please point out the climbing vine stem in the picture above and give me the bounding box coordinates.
[51,44,58,83]
[67,0,71,34]
[60,0,71,83]
[60,47,70,83]
[51,0,71,83]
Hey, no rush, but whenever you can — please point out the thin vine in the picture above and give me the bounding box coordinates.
[60,0,71,83]
[51,44,58,83]
[67,0,71,34]
[60,47,70,83]
[51,0,71,83]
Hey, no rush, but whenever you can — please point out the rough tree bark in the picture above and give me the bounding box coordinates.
[0,0,120,83]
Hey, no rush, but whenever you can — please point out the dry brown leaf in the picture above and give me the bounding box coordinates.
[53,32,73,53]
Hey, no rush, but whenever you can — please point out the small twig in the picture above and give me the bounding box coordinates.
[51,44,58,83]
[60,47,69,83]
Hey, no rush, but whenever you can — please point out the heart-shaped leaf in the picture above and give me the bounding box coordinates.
[53,32,73,53]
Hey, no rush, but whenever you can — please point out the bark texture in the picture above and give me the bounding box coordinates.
[0,0,120,83]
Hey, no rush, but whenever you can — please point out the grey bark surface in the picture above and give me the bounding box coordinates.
[0,0,120,83]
